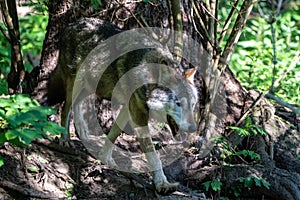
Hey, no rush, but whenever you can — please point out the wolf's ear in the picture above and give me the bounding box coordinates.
[184,67,198,84]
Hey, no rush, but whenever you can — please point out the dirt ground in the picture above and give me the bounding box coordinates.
[0,134,207,200]
[0,102,299,200]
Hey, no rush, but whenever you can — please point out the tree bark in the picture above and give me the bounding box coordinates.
[31,0,95,104]
[0,0,25,94]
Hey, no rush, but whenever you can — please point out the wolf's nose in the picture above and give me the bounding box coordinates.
[188,124,197,132]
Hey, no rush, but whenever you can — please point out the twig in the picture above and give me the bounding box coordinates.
[191,1,215,48]
[218,0,240,46]
[221,0,255,68]
[265,93,300,115]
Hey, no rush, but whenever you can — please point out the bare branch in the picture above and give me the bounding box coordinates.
[218,0,240,46]
[221,0,255,68]
[0,0,15,41]
[0,0,25,93]
[190,1,214,47]
[170,0,183,61]
[211,0,255,109]
[266,93,300,115]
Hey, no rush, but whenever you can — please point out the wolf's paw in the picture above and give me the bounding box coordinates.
[153,171,179,194]
[58,134,75,148]
[59,140,75,148]
[155,180,179,194]
[97,141,117,168]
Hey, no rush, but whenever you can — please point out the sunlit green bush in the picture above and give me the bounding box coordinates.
[0,3,48,75]
[230,4,300,105]
[20,13,48,72]
[0,94,66,167]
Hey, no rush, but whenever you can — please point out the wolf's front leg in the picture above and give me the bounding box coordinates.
[97,117,124,167]
[60,86,73,147]
[97,135,117,167]
[137,127,178,193]
[73,100,89,140]
[145,151,179,193]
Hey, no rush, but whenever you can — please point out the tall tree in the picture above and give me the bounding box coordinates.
[0,0,25,94]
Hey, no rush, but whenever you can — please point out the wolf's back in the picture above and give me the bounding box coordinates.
[48,18,122,105]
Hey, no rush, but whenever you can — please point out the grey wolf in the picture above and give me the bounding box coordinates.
[48,18,198,193]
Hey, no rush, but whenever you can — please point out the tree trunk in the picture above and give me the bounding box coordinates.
[31,0,95,104]
[0,0,25,94]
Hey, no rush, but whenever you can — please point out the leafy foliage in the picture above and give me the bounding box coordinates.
[212,135,261,163]
[237,175,270,189]
[227,176,270,197]
[19,14,48,72]
[203,174,270,198]
[206,117,270,198]
[211,118,263,165]
[0,94,66,166]
[230,4,300,105]
[229,117,267,137]
[203,179,222,192]
[0,94,66,144]
[0,2,48,76]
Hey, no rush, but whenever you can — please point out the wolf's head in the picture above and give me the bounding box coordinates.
[147,68,198,133]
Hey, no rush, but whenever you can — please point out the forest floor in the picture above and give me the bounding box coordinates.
[0,103,299,200]
[0,134,207,200]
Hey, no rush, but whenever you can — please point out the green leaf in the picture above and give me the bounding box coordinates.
[6,128,41,144]
[27,165,39,173]
[235,150,261,160]
[211,179,222,191]
[254,125,267,136]
[0,156,3,167]
[20,129,43,144]
[0,133,6,144]
[37,156,48,164]
[0,79,8,95]
[202,181,211,191]
[261,179,270,189]
[5,108,20,127]
[229,126,250,136]
[14,94,38,108]
[43,122,67,135]
[18,109,48,122]
[91,0,101,8]
[0,109,5,118]
[253,177,262,187]
[5,129,19,140]
[237,177,245,183]
[0,98,12,109]
[244,177,253,188]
